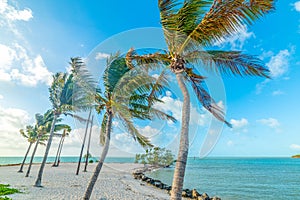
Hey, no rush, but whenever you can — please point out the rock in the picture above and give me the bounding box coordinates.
[192,189,200,198]
[211,196,221,200]
[182,189,193,198]
[199,192,210,200]
[165,185,172,191]
[141,175,148,181]
[182,190,188,197]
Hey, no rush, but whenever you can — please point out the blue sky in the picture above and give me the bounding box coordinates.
[0,0,300,157]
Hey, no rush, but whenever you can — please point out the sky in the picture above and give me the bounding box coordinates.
[0,0,300,158]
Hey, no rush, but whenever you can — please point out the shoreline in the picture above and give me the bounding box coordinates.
[0,162,171,200]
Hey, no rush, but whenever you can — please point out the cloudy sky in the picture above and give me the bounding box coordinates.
[1,0,300,158]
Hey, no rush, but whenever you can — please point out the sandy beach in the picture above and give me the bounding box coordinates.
[0,162,171,200]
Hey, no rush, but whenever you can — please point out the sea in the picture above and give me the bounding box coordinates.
[1,157,299,199]
[147,157,300,200]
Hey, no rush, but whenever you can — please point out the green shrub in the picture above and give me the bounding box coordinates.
[135,147,175,167]
[88,159,94,163]
[0,184,20,199]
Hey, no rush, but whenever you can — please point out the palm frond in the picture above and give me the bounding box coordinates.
[180,0,275,49]
[64,112,89,123]
[119,112,153,148]
[126,48,171,70]
[186,50,270,78]
[186,71,231,127]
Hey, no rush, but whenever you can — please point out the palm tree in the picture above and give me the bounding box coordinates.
[126,1,275,199]
[18,126,37,173]
[84,115,94,172]
[26,111,70,177]
[34,58,95,187]
[53,126,71,167]
[83,54,176,199]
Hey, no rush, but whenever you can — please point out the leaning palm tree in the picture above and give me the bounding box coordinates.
[126,1,275,199]
[18,125,38,173]
[35,58,95,187]
[53,126,71,167]
[83,54,175,199]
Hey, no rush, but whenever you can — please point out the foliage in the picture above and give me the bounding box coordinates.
[135,147,175,167]
[84,153,92,159]
[88,160,94,163]
[0,184,20,197]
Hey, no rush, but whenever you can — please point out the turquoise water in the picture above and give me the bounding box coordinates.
[0,156,134,165]
[147,157,300,200]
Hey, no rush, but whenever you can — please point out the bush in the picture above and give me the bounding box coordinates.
[0,184,20,199]
[135,147,175,167]
[88,159,94,163]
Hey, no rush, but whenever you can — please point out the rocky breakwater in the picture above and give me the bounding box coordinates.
[132,170,221,200]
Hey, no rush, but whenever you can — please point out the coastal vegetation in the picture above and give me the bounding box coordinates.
[292,154,300,158]
[0,184,20,200]
[135,147,175,167]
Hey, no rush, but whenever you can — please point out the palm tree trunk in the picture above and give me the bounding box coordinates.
[34,114,58,187]
[53,135,63,167]
[56,136,65,167]
[83,112,112,200]
[25,136,40,177]
[18,142,33,173]
[76,109,92,175]
[84,115,94,172]
[170,73,190,200]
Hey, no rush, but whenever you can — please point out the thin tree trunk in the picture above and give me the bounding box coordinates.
[76,109,92,175]
[18,142,33,173]
[170,73,190,200]
[84,115,94,172]
[53,134,63,167]
[83,112,112,200]
[57,136,65,167]
[34,114,58,187]
[25,136,40,177]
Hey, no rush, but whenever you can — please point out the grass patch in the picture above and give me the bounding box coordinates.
[0,196,12,200]
[0,184,21,199]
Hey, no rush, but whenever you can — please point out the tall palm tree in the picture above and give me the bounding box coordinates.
[83,54,176,199]
[18,125,38,173]
[35,58,95,187]
[126,1,275,199]
[53,126,71,167]
[26,111,70,177]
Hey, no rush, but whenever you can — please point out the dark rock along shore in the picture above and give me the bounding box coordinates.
[132,169,221,200]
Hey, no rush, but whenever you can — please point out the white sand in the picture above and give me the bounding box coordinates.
[0,162,171,200]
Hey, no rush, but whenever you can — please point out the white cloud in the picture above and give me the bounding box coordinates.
[0,43,53,86]
[230,118,249,133]
[215,24,254,50]
[266,49,290,78]
[0,94,3,100]
[290,144,300,150]
[0,105,32,156]
[272,90,284,96]
[0,44,17,70]
[294,1,300,12]
[0,0,33,22]
[257,118,281,132]
[138,125,160,138]
[227,140,234,147]
[153,91,209,126]
[95,52,110,60]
